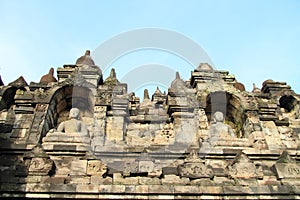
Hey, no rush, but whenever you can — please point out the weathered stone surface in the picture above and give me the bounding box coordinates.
[273,151,300,179]
[274,163,300,179]
[87,160,107,176]
[138,177,161,185]
[91,176,112,185]
[106,116,124,142]
[1,52,300,198]
[70,177,90,184]
[227,152,263,179]
[28,158,53,175]
[178,150,213,179]
[161,175,189,185]
[70,160,87,176]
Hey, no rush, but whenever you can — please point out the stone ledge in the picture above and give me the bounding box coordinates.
[1,183,299,196]
[0,184,300,199]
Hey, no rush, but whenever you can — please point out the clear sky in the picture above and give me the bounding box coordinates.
[0,0,299,97]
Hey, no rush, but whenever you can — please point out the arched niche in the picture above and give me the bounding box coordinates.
[0,87,22,111]
[0,87,20,134]
[205,91,244,137]
[279,95,297,112]
[205,91,228,122]
[42,85,94,137]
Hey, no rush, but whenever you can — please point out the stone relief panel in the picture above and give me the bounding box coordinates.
[273,151,300,179]
[178,150,213,179]
[226,152,263,179]
[23,145,54,176]
[87,160,107,176]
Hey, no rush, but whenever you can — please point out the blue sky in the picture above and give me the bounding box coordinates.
[0,0,299,97]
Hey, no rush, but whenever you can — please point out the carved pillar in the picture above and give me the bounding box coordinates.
[105,96,128,143]
[27,104,49,144]
[92,106,107,151]
[11,90,35,144]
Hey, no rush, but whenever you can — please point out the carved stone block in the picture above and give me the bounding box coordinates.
[178,162,213,178]
[227,152,263,179]
[70,160,87,176]
[138,160,154,173]
[228,162,258,179]
[87,160,107,176]
[106,116,124,141]
[274,163,300,179]
[28,157,54,176]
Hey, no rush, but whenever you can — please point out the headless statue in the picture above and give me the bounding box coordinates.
[57,108,89,137]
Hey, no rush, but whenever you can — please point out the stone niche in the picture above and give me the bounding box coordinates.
[205,91,244,138]
[41,85,95,140]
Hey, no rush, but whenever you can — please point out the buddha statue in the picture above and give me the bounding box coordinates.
[57,108,89,137]
[209,111,235,139]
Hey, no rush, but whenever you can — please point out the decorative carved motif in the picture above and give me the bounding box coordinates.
[87,160,107,176]
[60,72,96,88]
[137,151,155,173]
[273,151,300,179]
[178,150,213,178]
[35,104,48,112]
[23,145,54,176]
[227,151,262,179]
[28,157,54,175]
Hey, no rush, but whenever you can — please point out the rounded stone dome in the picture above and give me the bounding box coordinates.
[76,50,95,66]
[171,72,185,89]
[196,63,213,71]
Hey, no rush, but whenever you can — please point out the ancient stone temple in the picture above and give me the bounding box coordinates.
[0,51,300,199]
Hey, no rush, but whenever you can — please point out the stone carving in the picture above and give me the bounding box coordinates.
[8,76,28,87]
[64,73,96,88]
[3,50,300,198]
[23,145,54,176]
[76,50,95,66]
[227,151,262,179]
[87,160,107,176]
[233,82,245,92]
[198,109,208,129]
[209,111,235,140]
[196,63,213,71]
[252,83,261,93]
[104,68,119,86]
[169,72,186,93]
[137,151,155,173]
[178,150,213,178]
[57,108,89,137]
[28,157,54,175]
[42,108,91,152]
[273,151,300,179]
[139,89,153,114]
[152,123,174,145]
[249,131,268,150]
[39,67,57,84]
[278,126,298,148]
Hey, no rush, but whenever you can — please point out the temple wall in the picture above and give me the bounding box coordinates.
[1,56,300,198]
